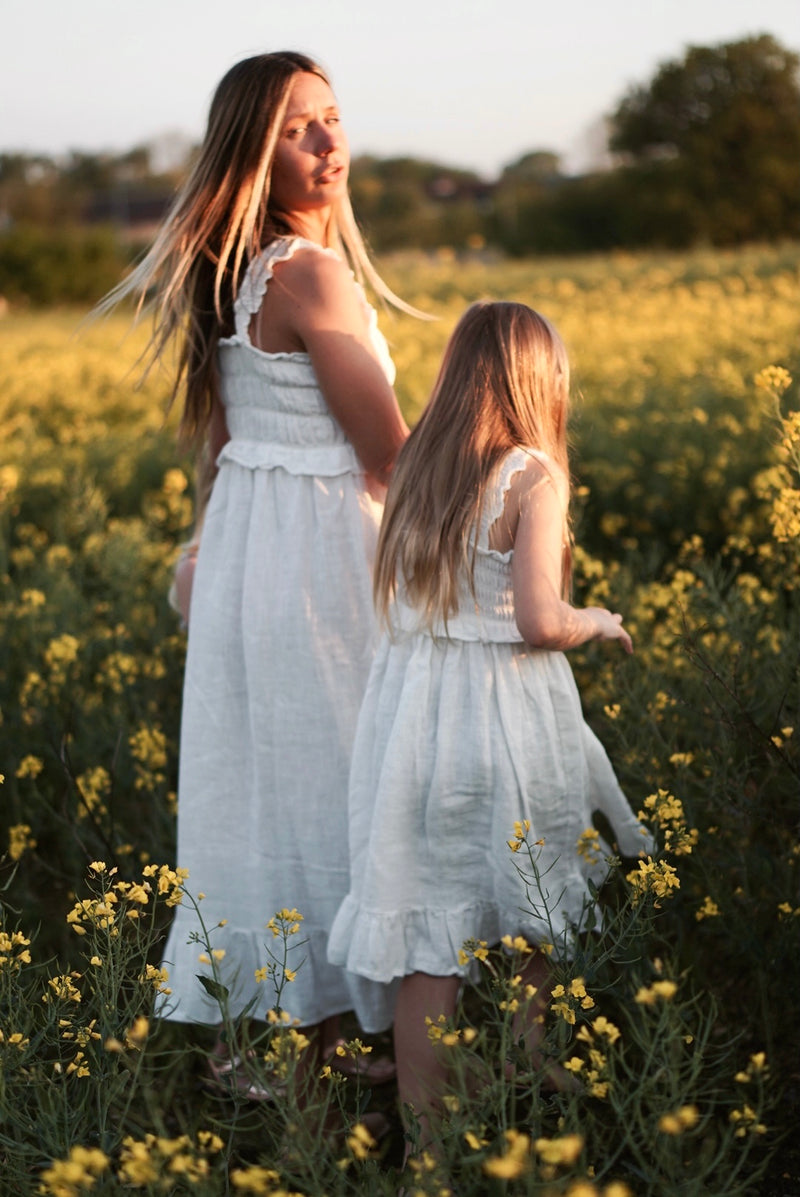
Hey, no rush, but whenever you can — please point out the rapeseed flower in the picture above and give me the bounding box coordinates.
[39,1145,109,1196]
[7,823,36,861]
[484,1129,531,1179]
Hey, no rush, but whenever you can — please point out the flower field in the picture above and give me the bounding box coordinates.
[1,243,799,1195]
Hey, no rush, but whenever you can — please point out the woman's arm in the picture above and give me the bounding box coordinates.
[511,462,632,654]
[208,395,230,462]
[255,249,409,483]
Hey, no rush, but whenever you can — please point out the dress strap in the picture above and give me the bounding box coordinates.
[233,236,340,342]
[477,447,542,548]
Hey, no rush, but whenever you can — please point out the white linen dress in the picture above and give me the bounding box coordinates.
[327,448,652,1033]
[160,236,395,1026]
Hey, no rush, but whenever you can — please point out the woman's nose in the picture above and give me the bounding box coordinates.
[315,125,338,156]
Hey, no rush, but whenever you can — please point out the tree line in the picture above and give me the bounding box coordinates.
[1,34,798,303]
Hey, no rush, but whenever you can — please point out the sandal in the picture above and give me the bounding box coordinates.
[325,1038,397,1085]
[203,1052,284,1103]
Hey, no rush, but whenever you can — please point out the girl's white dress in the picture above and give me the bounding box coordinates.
[161,236,394,1026]
[327,448,651,1033]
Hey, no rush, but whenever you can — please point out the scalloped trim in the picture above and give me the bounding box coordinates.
[234,237,340,340]
[478,447,549,554]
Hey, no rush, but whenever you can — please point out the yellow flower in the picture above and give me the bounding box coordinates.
[45,975,82,1004]
[696,895,720,921]
[15,755,43,779]
[125,1017,149,1048]
[266,907,304,937]
[626,857,680,905]
[535,1133,584,1167]
[729,1104,767,1137]
[635,979,678,1005]
[576,828,602,862]
[345,1121,377,1160]
[659,1105,699,1134]
[231,1166,282,1193]
[754,365,792,394]
[501,933,533,954]
[39,1145,110,1196]
[7,823,37,861]
[552,1000,576,1025]
[735,1051,769,1082]
[465,1130,488,1150]
[591,1016,621,1043]
[483,1129,531,1179]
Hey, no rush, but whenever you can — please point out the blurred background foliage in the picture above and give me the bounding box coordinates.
[1,35,798,305]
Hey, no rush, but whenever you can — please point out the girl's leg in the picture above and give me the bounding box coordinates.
[511,950,552,1060]
[394,971,461,1154]
[510,949,578,1092]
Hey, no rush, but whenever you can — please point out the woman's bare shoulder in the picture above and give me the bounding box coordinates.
[271,242,352,300]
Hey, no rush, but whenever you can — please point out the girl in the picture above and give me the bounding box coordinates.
[102,52,412,1093]
[328,301,651,1137]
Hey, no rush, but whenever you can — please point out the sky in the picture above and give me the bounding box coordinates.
[2,0,798,177]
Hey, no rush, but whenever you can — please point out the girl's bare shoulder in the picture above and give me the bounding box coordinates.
[512,450,569,509]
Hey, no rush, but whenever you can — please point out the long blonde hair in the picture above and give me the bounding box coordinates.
[99,51,415,447]
[374,301,572,626]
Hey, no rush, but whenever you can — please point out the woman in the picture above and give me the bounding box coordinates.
[104,51,412,1091]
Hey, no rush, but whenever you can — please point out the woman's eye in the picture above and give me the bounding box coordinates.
[287,125,307,138]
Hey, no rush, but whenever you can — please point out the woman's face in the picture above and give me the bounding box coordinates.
[270,73,349,216]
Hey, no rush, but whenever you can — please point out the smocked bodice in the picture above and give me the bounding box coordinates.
[391,447,552,643]
[216,237,395,477]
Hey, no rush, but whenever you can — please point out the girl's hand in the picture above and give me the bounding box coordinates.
[585,608,633,654]
[512,461,634,654]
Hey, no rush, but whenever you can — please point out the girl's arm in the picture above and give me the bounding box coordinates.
[512,463,633,654]
[256,249,409,484]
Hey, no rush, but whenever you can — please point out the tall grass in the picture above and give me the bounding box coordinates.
[1,243,798,1194]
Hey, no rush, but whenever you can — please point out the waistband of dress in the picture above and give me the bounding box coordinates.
[390,599,523,644]
[217,438,361,477]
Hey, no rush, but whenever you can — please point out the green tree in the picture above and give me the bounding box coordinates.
[609,34,800,243]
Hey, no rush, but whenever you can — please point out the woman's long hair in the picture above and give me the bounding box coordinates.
[98,51,416,447]
[374,301,572,627]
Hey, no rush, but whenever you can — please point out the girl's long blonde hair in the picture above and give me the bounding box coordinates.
[99,51,415,448]
[374,301,572,627]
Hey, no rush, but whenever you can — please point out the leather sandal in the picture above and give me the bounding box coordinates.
[203,1052,283,1103]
